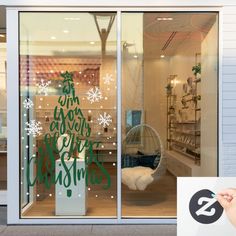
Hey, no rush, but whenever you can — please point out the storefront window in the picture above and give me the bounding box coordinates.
[20,12,117,217]
[121,12,218,217]
[19,11,219,219]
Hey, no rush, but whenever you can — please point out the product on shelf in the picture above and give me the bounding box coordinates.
[166,57,201,164]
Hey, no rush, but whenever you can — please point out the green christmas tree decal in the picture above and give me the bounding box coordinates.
[27,71,111,192]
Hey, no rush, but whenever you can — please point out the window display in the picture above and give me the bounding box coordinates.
[20,12,117,217]
[18,11,218,219]
[121,12,218,217]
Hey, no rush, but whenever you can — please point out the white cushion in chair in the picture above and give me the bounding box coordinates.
[122,166,154,191]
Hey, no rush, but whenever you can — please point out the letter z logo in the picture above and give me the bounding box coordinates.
[189,189,223,224]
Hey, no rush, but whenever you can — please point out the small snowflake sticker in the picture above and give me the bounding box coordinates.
[102,73,114,85]
[86,87,103,104]
[97,112,112,128]
[23,98,34,109]
[38,79,51,96]
[25,120,43,137]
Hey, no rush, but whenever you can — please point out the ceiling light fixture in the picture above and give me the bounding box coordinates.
[133,55,138,58]
[64,17,80,21]
[160,54,165,58]
[63,30,69,34]
[90,41,95,45]
[156,17,173,21]
[50,36,56,40]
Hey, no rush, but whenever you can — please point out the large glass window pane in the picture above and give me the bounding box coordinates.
[121,12,218,218]
[0,33,7,196]
[20,12,117,218]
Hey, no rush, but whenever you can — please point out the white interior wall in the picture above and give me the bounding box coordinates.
[122,14,143,140]
[20,13,117,56]
[122,57,143,140]
[200,21,218,176]
[144,33,200,150]
[144,23,218,176]
[143,59,169,148]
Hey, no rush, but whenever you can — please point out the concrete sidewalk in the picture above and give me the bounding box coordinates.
[0,207,177,236]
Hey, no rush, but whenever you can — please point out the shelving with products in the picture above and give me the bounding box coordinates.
[166,54,201,165]
[166,74,177,148]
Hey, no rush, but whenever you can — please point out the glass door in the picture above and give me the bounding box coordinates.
[16,10,219,220]
[121,12,218,218]
[0,32,7,205]
[19,12,117,218]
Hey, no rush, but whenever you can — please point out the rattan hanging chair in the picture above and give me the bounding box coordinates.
[121,124,166,190]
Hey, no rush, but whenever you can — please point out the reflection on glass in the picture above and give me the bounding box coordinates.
[121,12,218,218]
[20,12,117,217]
[125,110,142,144]
[0,33,7,193]
[126,110,142,131]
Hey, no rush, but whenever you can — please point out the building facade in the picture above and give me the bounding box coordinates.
[2,0,236,225]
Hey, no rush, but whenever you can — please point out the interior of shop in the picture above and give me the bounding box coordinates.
[19,12,218,218]
[121,12,218,217]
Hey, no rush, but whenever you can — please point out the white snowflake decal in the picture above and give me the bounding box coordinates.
[25,120,43,137]
[97,112,112,128]
[23,98,34,109]
[102,73,114,85]
[37,79,51,96]
[86,87,103,104]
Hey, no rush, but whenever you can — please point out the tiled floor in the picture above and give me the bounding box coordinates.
[0,207,177,236]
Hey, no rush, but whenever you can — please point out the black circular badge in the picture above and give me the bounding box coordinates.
[189,189,223,224]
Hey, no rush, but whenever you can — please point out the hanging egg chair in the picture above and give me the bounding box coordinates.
[122,124,166,191]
